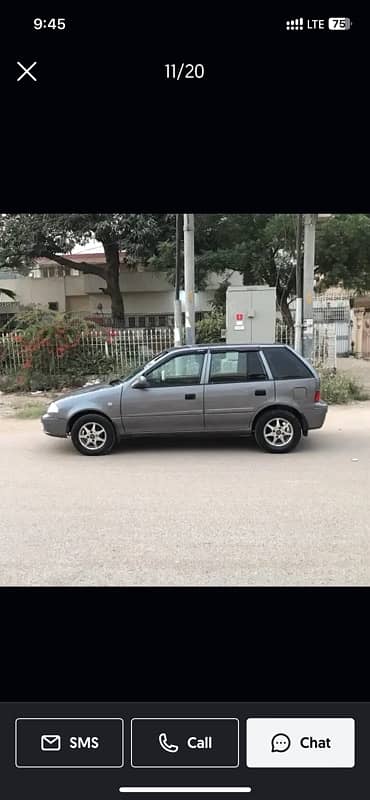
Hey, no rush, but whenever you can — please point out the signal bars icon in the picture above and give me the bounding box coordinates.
[286,18,304,31]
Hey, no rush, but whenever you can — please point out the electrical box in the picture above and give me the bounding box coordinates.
[226,286,276,344]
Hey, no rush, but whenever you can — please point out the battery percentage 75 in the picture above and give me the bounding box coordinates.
[328,17,352,30]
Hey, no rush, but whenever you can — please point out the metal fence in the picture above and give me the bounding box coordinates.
[81,327,175,369]
[312,324,337,370]
[0,328,175,377]
[1,323,337,378]
[275,322,294,347]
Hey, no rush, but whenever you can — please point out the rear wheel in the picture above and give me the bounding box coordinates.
[254,409,301,453]
[70,414,116,456]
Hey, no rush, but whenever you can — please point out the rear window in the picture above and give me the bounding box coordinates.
[263,347,314,379]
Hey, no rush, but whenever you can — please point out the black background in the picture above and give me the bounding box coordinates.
[0,588,367,701]
[1,6,369,209]
[1,4,370,718]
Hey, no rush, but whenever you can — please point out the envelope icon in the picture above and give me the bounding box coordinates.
[41,734,61,752]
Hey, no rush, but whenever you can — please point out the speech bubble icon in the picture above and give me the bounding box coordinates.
[271,733,291,753]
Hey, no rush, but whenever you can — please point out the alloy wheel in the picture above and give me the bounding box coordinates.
[263,417,294,448]
[78,421,107,451]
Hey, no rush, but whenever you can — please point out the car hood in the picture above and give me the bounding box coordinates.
[55,383,113,402]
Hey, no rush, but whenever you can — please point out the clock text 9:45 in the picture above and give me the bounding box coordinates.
[164,64,205,80]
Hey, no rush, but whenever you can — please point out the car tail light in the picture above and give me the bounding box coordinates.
[314,390,321,402]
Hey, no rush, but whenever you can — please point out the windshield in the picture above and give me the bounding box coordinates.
[120,350,169,382]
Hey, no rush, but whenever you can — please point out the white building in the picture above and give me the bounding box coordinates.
[0,247,243,327]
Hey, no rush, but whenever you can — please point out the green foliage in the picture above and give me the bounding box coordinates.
[55,350,114,387]
[0,308,113,391]
[0,214,172,322]
[15,402,47,419]
[4,213,370,332]
[316,214,370,292]
[151,214,299,325]
[150,213,370,325]
[5,305,90,333]
[3,213,370,296]
[0,374,27,392]
[0,213,171,271]
[319,369,369,404]
[211,279,230,311]
[196,310,226,343]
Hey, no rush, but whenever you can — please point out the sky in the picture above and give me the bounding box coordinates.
[71,239,104,254]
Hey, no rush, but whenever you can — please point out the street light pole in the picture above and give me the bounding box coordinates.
[302,213,317,362]
[294,214,303,354]
[174,214,182,346]
[183,213,195,345]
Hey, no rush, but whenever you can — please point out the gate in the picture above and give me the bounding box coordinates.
[289,297,351,356]
[313,299,351,355]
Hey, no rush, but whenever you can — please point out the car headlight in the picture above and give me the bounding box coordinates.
[47,402,60,414]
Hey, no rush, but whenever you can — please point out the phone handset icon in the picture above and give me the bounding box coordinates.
[158,732,179,753]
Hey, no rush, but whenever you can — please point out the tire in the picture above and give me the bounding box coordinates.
[254,409,302,454]
[70,414,116,456]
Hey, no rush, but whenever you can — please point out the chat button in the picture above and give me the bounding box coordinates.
[246,718,355,768]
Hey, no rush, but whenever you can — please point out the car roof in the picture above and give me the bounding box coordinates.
[167,343,289,353]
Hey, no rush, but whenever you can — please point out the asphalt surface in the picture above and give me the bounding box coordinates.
[1,404,370,586]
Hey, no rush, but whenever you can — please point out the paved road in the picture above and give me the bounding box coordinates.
[1,405,370,586]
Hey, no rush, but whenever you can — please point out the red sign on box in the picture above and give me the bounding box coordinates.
[235,313,244,321]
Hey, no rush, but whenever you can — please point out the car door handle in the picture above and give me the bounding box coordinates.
[185,393,196,400]
[255,389,266,396]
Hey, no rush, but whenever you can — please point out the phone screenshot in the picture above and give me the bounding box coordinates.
[0,7,369,799]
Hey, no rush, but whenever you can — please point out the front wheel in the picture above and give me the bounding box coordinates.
[70,414,116,456]
[254,410,301,454]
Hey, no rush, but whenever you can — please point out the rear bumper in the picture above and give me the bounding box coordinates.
[304,401,328,430]
[41,414,68,438]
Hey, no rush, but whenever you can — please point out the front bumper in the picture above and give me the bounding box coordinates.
[305,401,328,431]
[41,413,68,438]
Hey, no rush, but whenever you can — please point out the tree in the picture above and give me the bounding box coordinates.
[315,214,370,292]
[4,213,370,332]
[0,288,16,299]
[196,214,299,326]
[151,214,299,327]
[0,214,171,324]
[152,213,370,328]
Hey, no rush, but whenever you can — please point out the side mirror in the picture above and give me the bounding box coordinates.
[132,375,149,389]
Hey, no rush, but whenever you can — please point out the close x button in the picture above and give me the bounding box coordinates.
[15,718,124,768]
[131,718,239,768]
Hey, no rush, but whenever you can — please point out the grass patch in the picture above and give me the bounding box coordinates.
[14,402,47,419]
[319,369,370,404]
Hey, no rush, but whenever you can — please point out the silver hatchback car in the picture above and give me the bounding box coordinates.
[41,344,328,455]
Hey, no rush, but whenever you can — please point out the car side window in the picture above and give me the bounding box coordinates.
[263,347,313,379]
[209,351,267,383]
[145,353,205,387]
[247,351,268,381]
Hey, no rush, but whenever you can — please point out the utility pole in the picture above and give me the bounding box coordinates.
[294,214,303,354]
[174,213,182,346]
[183,213,195,345]
[302,213,317,362]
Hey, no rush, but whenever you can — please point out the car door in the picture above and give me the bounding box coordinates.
[204,349,275,432]
[121,351,206,434]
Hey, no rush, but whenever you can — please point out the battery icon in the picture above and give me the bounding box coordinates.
[328,17,352,30]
